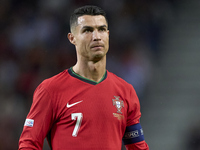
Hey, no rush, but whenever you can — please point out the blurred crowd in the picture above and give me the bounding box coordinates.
[0,0,178,149]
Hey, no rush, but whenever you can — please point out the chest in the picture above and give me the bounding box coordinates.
[54,82,128,135]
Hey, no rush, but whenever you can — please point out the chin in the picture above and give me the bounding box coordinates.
[92,54,105,62]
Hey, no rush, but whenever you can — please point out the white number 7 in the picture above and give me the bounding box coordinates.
[71,113,83,137]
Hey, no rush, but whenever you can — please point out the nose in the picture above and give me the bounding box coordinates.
[92,30,101,41]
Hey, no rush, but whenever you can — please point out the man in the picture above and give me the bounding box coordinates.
[19,5,149,150]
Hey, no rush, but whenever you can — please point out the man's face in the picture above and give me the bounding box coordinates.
[70,15,109,62]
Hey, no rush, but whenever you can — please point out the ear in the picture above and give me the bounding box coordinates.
[68,33,76,45]
[107,30,110,36]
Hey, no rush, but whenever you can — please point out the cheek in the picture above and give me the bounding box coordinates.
[104,37,109,48]
[76,37,87,48]
[79,35,91,45]
[76,38,91,54]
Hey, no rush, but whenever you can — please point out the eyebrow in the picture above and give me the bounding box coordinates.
[82,25,108,30]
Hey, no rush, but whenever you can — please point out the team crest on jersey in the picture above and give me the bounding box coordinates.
[112,96,124,114]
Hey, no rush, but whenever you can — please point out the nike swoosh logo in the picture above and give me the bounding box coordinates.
[66,100,83,108]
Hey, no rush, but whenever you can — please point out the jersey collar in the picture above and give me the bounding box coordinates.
[68,67,107,85]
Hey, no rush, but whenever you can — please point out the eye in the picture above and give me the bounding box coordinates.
[99,28,106,32]
[83,28,93,33]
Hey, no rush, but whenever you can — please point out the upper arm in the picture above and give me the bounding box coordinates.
[19,84,54,150]
[124,141,149,150]
[126,85,141,126]
[123,86,149,150]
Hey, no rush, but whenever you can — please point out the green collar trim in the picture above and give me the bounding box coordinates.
[68,67,107,85]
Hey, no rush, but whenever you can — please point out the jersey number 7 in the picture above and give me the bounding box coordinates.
[71,113,83,137]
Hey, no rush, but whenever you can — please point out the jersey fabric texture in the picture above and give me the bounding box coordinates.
[19,68,149,150]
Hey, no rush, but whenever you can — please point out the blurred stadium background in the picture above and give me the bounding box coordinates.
[0,0,200,149]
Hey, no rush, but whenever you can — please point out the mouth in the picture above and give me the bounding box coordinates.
[90,44,104,50]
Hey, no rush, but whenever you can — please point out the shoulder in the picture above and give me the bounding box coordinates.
[38,69,70,91]
[107,71,133,88]
[107,71,138,97]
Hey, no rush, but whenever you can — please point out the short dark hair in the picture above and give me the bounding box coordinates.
[70,5,108,32]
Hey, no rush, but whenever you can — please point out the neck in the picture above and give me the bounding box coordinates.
[73,57,106,83]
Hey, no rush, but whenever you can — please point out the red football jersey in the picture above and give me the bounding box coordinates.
[19,68,146,150]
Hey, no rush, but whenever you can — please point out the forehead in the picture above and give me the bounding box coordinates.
[77,15,107,28]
